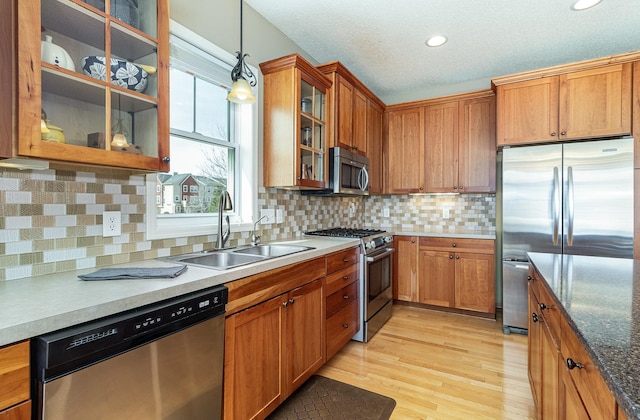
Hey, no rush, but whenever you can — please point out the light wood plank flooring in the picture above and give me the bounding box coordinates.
[317,304,536,419]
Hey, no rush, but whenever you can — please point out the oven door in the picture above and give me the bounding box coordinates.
[365,246,394,319]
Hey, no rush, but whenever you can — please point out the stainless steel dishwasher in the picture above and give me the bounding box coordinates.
[33,285,228,420]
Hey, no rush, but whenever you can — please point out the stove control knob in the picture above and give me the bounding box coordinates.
[365,241,375,249]
[384,236,393,243]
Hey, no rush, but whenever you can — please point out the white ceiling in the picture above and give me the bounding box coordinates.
[245,0,640,104]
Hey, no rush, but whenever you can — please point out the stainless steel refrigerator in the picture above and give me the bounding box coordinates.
[501,137,634,333]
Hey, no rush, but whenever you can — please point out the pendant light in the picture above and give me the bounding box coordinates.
[111,94,130,148]
[227,0,256,104]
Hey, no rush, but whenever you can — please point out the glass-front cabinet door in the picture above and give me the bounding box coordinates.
[298,77,326,188]
[260,54,332,190]
[16,0,169,171]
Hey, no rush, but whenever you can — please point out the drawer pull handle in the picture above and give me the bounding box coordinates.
[539,303,550,310]
[566,358,584,370]
[531,313,539,323]
[343,323,349,328]
[343,295,349,299]
[343,275,349,280]
[343,258,350,263]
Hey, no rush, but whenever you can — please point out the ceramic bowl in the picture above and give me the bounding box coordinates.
[81,56,148,93]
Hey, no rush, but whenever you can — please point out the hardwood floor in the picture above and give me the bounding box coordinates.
[317,304,536,419]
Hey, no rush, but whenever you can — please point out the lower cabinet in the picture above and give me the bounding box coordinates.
[0,341,30,420]
[528,266,617,420]
[224,279,324,420]
[395,235,495,315]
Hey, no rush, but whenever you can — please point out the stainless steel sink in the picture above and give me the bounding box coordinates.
[233,244,315,258]
[159,243,315,270]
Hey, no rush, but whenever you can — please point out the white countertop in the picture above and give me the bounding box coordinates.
[0,237,359,347]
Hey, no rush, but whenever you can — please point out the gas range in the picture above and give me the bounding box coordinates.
[305,227,392,255]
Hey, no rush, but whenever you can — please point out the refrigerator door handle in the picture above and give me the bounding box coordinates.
[552,166,561,246]
[567,166,574,246]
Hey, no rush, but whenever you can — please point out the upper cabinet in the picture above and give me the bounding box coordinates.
[317,62,385,159]
[366,99,384,194]
[386,90,496,194]
[386,106,425,193]
[260,54,332,189]
[5,0,170,171]
[494,61,634,146]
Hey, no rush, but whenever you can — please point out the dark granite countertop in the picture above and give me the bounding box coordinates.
[528,252,640,420]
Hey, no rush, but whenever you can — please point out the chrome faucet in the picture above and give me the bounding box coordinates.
[250,215,268,246]
[215,190,233,249]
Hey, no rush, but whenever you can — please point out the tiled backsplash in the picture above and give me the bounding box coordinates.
[0,168,494,281]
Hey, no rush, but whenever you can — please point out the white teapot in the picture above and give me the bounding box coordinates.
[41,35,75,72]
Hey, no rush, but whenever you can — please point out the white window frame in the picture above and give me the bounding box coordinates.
[145,20,258,240]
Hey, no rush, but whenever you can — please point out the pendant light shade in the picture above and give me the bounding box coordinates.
[227,0,256,104]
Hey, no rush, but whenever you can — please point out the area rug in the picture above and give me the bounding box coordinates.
[267,375,396,420]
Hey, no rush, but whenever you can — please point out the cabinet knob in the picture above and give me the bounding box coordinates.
[561,131,567,136]
[453,186,458,190]
[343,275,349,280]
[411,239,415,243]
[531,312,539,323]
[452,243,456,247]
[162,156,170,163]
[539,303,549,311]
[527,276,533,281]
[343,295,349,300]
[289,298,295,304]
[419,186,424,191]
[459,186,463,191]
[343,323,349,328]
[449,255,454,259]
[566,358,584,370]
[455,255,460,259]
[282,301,288,307]
[551,132,557,137]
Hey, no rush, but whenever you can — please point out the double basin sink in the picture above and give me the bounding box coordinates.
[161,244,315,270]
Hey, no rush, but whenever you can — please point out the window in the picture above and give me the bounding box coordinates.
[146,21,257,240]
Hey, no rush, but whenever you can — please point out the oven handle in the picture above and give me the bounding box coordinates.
[366,247,395,262]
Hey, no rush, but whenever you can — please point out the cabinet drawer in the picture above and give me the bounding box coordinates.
[0,400,31,420]
[326,247,359,274]
[561,318,616,420]
[530,273,561,347]
[326,281,359,318]
[419,237,494,254]
[0,341,29,411]
[325,264,358,296]
[326,300,359,360]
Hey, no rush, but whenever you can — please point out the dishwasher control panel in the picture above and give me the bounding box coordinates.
[34,285,228,380]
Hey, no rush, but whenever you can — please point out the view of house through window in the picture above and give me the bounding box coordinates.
[155,34,238,216]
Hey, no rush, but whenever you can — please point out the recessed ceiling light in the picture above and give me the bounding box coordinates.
[571,0,603,10]
[426,35,447,47]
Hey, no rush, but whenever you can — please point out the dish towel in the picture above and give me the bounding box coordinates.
[78,265,188,281]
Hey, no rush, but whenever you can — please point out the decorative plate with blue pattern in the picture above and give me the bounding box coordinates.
[81,56,148,93]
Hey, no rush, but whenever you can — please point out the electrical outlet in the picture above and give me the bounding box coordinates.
[383,208,390,218]
[260,208,274,224]
[348,203,356,217]
[276,209,284,223]
[443,208,450,218]
[103,211,122,237]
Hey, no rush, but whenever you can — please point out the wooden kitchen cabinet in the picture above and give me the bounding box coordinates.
[318,61,385,159]
[325,247,360,360]
[6,0,170,171]
[0,341,30,420]
[261,54,332,189]
[495,62,632,146]
[419,237,495,314]
[528,265,617,420]
[367,99,384,194]
[387,90,495,194]
[393,236,495,316]
[224,278,324,420]
[386,107,425,193]
[393,236,418,302]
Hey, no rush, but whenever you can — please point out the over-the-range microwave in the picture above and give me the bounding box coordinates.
[302,147,370,196]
